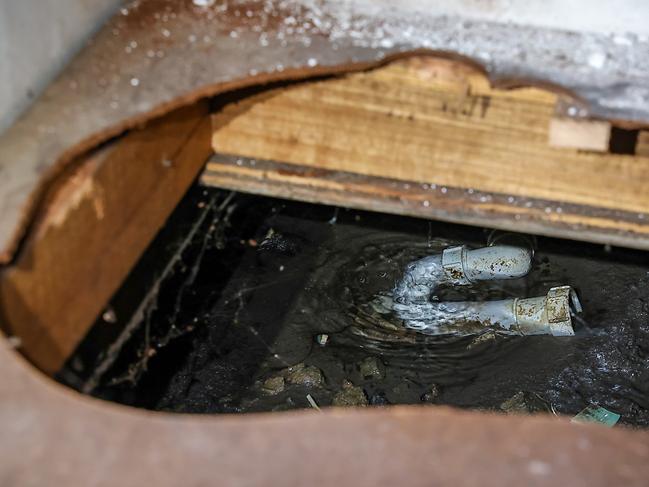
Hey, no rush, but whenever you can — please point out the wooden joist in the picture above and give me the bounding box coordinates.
[207,56,649,246]
[202,155,649,250]
[0,103,212,374]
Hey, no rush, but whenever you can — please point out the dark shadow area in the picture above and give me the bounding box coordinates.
[609,126,639,155]
[59,184,649,426]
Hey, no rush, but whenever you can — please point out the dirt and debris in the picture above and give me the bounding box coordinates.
[467,331,498,350]
[359,357,384,380]
[500,391,549,415]
[333,381,368,407]
[285,363,324,388]
[262,376,285,395]
[62,187,649,426]
[421,385,441,403]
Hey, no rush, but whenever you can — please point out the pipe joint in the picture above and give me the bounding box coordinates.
[393,244,579,337]
[515,286,579,336]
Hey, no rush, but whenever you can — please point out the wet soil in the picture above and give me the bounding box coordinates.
[62,187,649,426]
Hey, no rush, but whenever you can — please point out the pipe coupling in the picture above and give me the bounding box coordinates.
[515,286,578,336]
[441,246,471,285]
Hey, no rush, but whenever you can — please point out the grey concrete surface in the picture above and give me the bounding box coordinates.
[0,0,122,134]
[1,0,648,135]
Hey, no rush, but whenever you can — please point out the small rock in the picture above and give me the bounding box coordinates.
[333,380,368,407]
[421,384,441,403]
[359,356,384,379]
[262,376,285,395]
[500,392,529,414]
[499,391,547,414]
[286,363,324,387]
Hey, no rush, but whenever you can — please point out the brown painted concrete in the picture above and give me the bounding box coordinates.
[2,337,649,486]
[1,3,649,485]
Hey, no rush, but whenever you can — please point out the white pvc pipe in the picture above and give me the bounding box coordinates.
[394,245,533,302]
[460,246,533,282]
[392,245,576,336]
[392,286,576,336]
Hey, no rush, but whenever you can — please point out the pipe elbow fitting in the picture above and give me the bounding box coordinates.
[392,244,580,337]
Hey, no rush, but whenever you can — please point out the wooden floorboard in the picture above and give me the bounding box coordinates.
[210,56,649,232]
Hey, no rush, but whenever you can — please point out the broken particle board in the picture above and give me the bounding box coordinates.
[210,56,649,228]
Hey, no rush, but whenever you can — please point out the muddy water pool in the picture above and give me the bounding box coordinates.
[62,188,649,426]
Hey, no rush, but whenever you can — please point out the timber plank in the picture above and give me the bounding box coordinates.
[202,155,649,250]
[0,103,212,374]
[211,57,649,218]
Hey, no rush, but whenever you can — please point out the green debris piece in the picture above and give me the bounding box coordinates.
[571,406,620,427]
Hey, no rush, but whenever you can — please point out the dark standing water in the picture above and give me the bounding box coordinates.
[61,187,649,426]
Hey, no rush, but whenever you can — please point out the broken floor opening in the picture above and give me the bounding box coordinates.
[3,55,647,430]
[57,184,649,426]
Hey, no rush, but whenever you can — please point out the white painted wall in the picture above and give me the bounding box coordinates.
[0,0,122,133]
